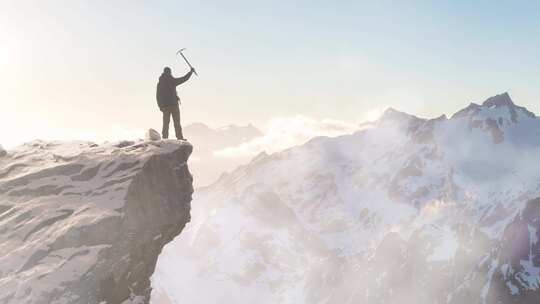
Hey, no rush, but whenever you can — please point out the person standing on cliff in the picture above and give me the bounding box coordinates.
[156,66,195,140]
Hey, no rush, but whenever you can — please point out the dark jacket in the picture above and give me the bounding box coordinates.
[156,71,193,109]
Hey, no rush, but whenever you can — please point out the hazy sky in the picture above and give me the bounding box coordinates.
[2,1,540,147]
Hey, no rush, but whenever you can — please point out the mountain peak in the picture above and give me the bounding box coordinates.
[451,93,535,121]
[379,107,422,123]
[482,92,514,108]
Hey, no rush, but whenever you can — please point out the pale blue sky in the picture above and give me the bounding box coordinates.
[1,1,540,147]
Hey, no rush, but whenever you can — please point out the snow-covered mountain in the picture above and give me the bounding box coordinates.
[152,93,540,304]
[0,140,193,304]
[183,123,262,187]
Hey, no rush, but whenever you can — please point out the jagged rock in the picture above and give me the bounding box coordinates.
[0,145,6,157]
[145,129,161,141]
[0,140,193,304]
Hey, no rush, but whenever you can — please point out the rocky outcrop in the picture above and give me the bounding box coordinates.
[0,140,193,304]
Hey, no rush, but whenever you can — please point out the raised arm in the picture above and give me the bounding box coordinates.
[173,68,195,86]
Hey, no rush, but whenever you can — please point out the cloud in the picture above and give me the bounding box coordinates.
[358,106,387,123]
[213,115,359,158]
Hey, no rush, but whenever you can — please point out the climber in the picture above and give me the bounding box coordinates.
[156,66,195,140]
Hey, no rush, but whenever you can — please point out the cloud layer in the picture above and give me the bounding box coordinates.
[214,115,360,158]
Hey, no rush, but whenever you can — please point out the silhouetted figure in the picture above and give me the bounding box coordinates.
[156,66,195,140]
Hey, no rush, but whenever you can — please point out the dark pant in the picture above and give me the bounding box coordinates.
[161,105,183,139]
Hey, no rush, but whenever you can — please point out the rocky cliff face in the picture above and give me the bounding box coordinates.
[0,140,193,304]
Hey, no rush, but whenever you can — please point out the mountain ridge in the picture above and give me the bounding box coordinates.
[153,93,540,304]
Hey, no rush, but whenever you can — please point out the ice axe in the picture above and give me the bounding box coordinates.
[176,48,198,76]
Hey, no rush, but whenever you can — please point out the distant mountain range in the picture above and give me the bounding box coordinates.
[183,123,262,187]
[153,93,540,304]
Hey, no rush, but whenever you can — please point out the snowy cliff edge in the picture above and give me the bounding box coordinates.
[0,140,193,304]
